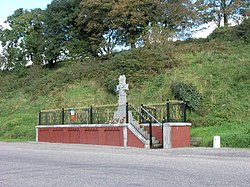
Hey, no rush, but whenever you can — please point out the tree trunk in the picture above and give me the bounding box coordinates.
[224,14,228,27]
[222,0,229,27]
[130,38,136,48]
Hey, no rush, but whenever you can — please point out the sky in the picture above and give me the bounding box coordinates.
[0,0,52,23]
[0,0,53,52]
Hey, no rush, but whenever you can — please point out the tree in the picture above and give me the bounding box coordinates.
[196,0,249,27]
[77,0,161,55]
[109,0,153,48]
[77,0,115,56]
[44,0,87,65]
[157,0,198,39]
[77,0,200,55]
[0,8,45,69]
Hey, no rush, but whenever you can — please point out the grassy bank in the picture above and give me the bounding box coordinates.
[0,39,249,148]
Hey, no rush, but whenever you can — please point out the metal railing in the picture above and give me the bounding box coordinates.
[140,100,186,123]
[166,99,186,122]
[39,99,186,125]
[141,105,165,148]
[39,104,118,125]
[128,104,149,140]
[91,105,118,124]
[39,109,63,125]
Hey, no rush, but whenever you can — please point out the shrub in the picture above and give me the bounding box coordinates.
[170,82,203,112]
[235,18,250,42]
[208,27,235,41]
[99,46,181,94]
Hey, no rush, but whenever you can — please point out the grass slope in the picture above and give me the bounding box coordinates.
[0,39,249,147]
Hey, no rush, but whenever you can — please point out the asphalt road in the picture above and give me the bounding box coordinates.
[0,142,249,187]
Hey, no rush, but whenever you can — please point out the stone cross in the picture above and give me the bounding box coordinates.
[117,75,128,105]
[114,75,129,120]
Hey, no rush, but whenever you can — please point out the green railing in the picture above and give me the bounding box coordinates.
[139,100,186,123]
[38,100,186,125]
[39,104,118,125]
[91,105,118,124]
[142,103,166,123]
[166,99,186,122]
[39,109,63,125]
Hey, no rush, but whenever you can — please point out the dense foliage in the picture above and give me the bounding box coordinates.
[1,0,248,69]
[99,44,181,93]
[235,18,250,42]
[208,19,250,42]
[170,82,203,112]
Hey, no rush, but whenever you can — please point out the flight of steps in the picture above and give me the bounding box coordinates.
[130,120,162,148]
[138,125,162,149]
[128,111,162,149]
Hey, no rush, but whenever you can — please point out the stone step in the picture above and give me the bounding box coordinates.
[134,123,162,147]
[152,143,163,149]
[138,128,160,143]
[153,140,160,144]
[190,137,202,146]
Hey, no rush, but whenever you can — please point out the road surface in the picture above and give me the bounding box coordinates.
[0,142,249,187]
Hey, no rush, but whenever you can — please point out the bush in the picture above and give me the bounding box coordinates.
[170,82,203,112]
[208,27,235,41]
[235,18,250,42]
[99,46,181,94]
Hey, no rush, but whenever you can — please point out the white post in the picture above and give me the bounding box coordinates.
[213,136,221,148]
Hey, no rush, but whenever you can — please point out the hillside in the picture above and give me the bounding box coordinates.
[0,38,249,147]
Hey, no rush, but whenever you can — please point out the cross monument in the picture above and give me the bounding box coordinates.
[114,75,129,121]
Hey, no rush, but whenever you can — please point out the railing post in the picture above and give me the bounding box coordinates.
[39,110,42,125]
[149,117,153,149]
[141,104,144,123]
[166,99,170,122]
[90,106,93,124]
[61,108,64,125]
[138,104,143,124]
[126,102,129,123]
[183,101,186,122]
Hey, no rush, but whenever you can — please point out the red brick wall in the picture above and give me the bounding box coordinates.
[38,127,124,147]
[53,128,63,143]
[84,128,99,145]
[127,129,145,148]
[39,128,53,142]
[171,126,190,148]
[68,128,80,144]
[105,128,123,146]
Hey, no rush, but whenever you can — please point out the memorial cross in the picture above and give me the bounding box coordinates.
[115,75,129,120]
